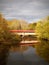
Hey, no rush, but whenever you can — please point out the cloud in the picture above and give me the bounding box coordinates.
[0,0,49,23]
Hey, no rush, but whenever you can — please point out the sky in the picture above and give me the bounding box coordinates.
[0,0,49,23]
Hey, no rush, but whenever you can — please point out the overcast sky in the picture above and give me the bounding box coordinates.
[0,0,49,23]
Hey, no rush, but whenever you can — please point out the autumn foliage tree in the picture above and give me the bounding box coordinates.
[35,16,49,62]
[0,14,21,65]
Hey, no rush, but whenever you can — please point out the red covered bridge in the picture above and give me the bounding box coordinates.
[10,30,36,35]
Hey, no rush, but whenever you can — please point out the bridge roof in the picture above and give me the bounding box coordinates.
[10,30,35,33]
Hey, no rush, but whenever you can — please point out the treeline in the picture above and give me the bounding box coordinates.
[6,17,37,30]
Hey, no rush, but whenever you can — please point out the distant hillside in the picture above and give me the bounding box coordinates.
[7,19,28,30]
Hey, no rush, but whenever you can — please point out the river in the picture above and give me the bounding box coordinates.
[7,46,49,65]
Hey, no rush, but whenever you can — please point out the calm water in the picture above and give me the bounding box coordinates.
[7,46,49,65]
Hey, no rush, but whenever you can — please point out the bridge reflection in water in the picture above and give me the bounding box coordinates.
[20,40,39,46]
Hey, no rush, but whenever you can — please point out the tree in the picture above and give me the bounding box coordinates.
[28,22,37,30]
[35,17,49,62]
[0,14,21,65]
